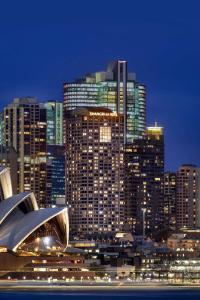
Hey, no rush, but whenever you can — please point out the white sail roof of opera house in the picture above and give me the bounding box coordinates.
[0,191,38,225]
[0,167,69,252]
[0,207,68,252]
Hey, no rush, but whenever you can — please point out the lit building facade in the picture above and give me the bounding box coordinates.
[126,124,164,236]
[0,112,4,145]
[176,164,200,229]
[64,60,146,143]
[45,101,63,145]
[164,172,177,230]
[4,97,47,207]
[46,145,65,206]
[65,107,125,239]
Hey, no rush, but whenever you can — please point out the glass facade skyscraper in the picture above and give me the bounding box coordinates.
[45,101,65,207]
[46,145,65,206]
[64,60,146,143]
[45,101,63,145]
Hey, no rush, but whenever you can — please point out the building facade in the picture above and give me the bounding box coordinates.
[64,60,146,143]
[46,145,65,206]
[126,124,164,236]
[65,107,125,239]
[176,164,200,229]
[164,172,177,231]
[0,112,4,146]
[45,101,63,145]
[44,101,65,207]
[4,97,47,207]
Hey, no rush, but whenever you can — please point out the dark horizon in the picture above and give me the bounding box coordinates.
[0,0,200,171]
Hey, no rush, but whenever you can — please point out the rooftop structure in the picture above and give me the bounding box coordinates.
[64,60,146,142]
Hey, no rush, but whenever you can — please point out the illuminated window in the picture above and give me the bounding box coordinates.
[100,126,111,143]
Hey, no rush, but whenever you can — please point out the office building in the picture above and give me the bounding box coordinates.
[64,60,146,142]
[45,101,63,145]
[45,101,65,206]
[46,145,65,206]
[176,164,200,229]
[4,97,47,207]
[126,124,164,236]
[0,112,4,145]
[164,172,177,230]
[65,107,125,239]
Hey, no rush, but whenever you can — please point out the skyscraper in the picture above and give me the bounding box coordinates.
[126,124,164,236]
[4,97,47,207]
[46,144,65,206]
[164,172,177,231]
[176,164,200,229]
[44,101,65,207]
[0,112,4,146]
[63,60,147,239]
[65,107,125,239]
[64,60,146,143]
[45,101,63,145]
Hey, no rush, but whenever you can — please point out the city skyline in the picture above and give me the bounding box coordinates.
[0,62,198,173]
[1,1,200,289]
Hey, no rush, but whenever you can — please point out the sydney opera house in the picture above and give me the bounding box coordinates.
[0,167,91,280]
[0,166,69,253]
[0,167,94,280]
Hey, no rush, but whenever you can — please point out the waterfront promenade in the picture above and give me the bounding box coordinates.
[0,280,200,292]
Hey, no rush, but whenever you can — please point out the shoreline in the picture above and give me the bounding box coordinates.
[0,282,200,293]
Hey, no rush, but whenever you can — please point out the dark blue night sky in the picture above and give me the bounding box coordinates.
[0,0,199,171]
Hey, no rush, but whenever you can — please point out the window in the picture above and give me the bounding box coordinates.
[100,126,111,143]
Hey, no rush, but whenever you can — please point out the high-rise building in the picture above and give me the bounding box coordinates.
[46,144,65,207]
[64,60,146,142]
[176,164,200,229]
[4,97,47,207]
[0,112,4,145]
[65,107,125,239]
[45,101,63,145]
[44,101,65,207]
[126,124,164,236]
[164,172,177,230]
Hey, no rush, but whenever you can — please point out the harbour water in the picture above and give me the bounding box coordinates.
[1,289,200,300]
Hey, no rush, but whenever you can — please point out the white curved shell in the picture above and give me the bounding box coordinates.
[8,207,69,251]
[0,166,69,252]
[0,191,38,225]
